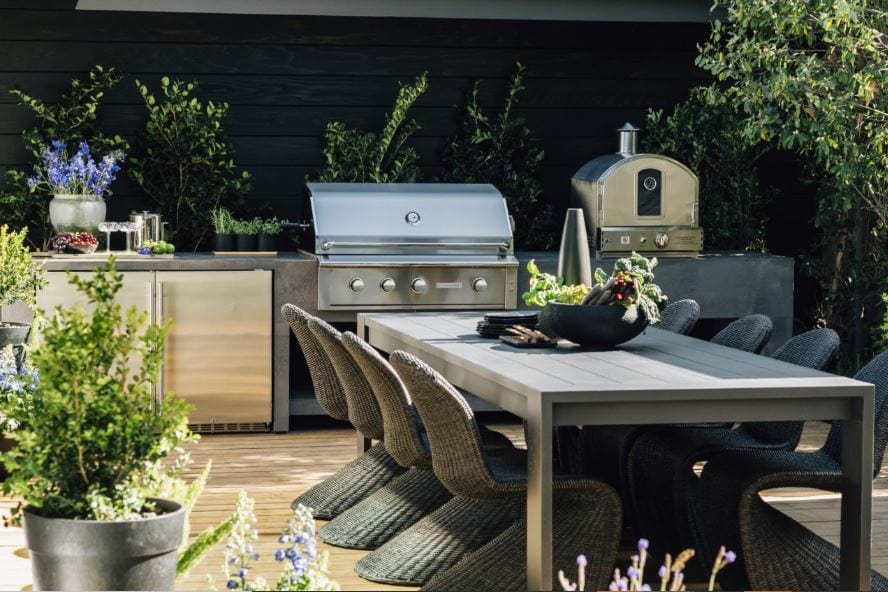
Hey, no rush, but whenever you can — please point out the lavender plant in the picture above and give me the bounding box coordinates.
[27,140,124,198]
[558,539,735,592]
[0,345,37,432]
[215,491,338,592]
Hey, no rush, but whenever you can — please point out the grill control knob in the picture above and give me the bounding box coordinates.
[472,278,488,293]
[349,278,365,292]
[654,233,669,248]
[380,278,397,292]
[411,278,428,294]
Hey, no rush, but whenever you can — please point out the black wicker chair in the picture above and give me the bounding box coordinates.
[658,299,701,335]
[687,351,888,590]
[569,314,775,515]
[625,328,839,562]
[282,305,403,520]
[555,299,701,474]
[386,350,622,591]
[710,313,773,354]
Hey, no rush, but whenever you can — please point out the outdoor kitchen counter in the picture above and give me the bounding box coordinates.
[1,252,319,433]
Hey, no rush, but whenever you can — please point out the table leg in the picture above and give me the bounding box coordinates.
[840,394,874,591]
[527,399,553,591]
[357,432,371,457]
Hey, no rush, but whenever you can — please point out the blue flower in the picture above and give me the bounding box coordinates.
[724,550,737,563]
[576,554,587,567]
[237,567,248,578]
[637,538,650,551]
[51,140,66,151]
[226,579,238,589]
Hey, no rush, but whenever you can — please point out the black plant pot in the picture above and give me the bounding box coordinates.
[540,302,648,347]
[24,498,185,591]
[236,234,257,252]
[257,233,277,252]
[214,233,235,252]
[0,322,30,347]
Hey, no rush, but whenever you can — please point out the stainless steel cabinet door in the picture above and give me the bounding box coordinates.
[155,270,272,428]
[37,271,155,318]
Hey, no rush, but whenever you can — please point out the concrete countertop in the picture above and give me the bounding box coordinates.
[36,250,317,272]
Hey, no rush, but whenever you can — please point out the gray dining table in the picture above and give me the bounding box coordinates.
[356,311,875,591]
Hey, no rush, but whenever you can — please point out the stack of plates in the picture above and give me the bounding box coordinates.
[476,311,539,338]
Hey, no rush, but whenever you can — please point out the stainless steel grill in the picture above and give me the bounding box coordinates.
[308,183,518,311]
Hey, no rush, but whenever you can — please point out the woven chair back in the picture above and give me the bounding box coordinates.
[281,304,349,421]
[739,328,840,446]
[342,332,429,469]
[711,314,773,354]
[308,317,385,441]
[658,299,701,335]
[390,350,502,499]
[823,351,888,476]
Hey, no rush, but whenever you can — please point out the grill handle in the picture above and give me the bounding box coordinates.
[320,240,510,252]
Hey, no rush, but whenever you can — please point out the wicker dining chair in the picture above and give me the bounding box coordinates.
[556,299,701,474]
[658,298,701,335]
[315,331,454,550]
[381,350,622,591]
[282,305,404,520]
[686,351,888,591]
[323,332,516,552]
[625,328,839,562]
[710,313,773,354]
[567,312,775,532]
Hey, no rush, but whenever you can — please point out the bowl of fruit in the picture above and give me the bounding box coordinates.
[523,252,667,348]
[137,240,176,256]
[52,232,98,255]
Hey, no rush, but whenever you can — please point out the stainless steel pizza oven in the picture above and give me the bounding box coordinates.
[308,183,518,311]
[572,123,703,257]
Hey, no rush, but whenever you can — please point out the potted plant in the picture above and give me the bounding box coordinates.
[257,217,284,252]
[0,225,45,348]
[233,218,258,252]
[211,207,235,252]
[27,140,124,233]
[1,260,192,591]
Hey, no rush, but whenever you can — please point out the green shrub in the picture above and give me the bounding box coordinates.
[645,87,773,251]
[695,0,888,366]
[314,73,429,183]
[211,207,235,235]
[129,77,252,252]
[0,225,45,308]
[439,64,554,250]
[1,66,127,249]
[1,260,192,522]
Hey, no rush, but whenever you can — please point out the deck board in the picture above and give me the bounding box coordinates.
[0,421,886,590]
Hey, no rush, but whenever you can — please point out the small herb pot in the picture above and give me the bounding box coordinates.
[214,233,235,252]
[236,234,257,252]
[257,233,277,252]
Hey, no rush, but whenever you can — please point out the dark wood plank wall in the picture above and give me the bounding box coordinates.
[0,0,711,234]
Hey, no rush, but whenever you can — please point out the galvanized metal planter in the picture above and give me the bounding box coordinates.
[24,497,185,592]
[0,322,30,347]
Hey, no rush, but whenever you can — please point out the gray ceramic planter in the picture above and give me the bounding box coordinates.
[0,322,30,347]
[24,497,185,591]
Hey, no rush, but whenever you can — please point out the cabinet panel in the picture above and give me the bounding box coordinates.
[156,270,272,428]
[37,271,155,319]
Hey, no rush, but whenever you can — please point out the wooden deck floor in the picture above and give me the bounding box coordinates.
[1,421,886,590]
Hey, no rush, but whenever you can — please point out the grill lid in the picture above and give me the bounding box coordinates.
[308,183,514,257]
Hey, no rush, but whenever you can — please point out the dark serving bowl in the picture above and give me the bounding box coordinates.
[539,302,648,347]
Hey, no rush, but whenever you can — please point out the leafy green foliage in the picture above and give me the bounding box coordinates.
[439,64,554,250]
[522,259,591,307]
[0,225,45,307]
[695,0,888,367]
[0,66,127,249]
[211,207,235,234]
[593,252,667,323]
[646,87,773,251]
[1,260,193,522]
[314,73,428,183]
[129,77,252,251]
[878,293,888,354]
